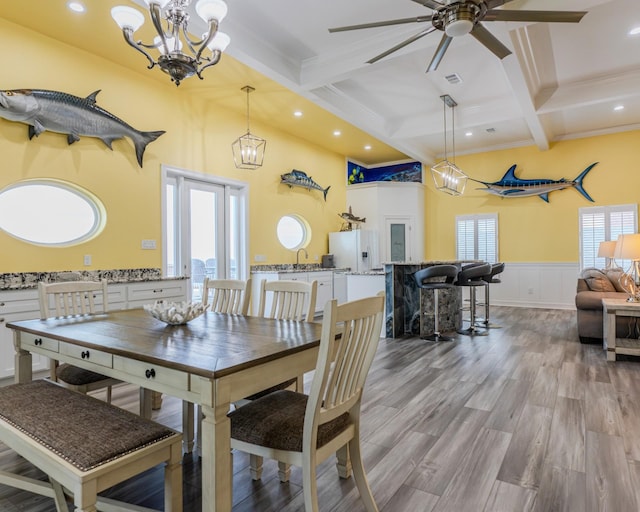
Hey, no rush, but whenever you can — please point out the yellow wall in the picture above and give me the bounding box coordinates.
[0,19,346,273]
[424,131,640,262]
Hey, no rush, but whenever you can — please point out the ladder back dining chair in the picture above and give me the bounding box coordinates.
[38,280,121,403]
[229,294,385,512]
[202,277,251,315]
[258,279,317,322]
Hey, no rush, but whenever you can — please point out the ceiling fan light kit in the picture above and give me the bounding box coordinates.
[329,0,587,72]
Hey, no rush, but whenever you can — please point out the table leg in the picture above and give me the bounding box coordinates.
[13,333,32,384]
[140,388,153,419]
[201,376,232,512]
[605,309,617,362]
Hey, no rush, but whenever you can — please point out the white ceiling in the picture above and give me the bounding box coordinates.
[218,0,640,163]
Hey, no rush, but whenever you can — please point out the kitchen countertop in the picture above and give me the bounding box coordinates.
[0,269,188,291]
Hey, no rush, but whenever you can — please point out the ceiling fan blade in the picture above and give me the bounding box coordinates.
[485,0,509,8]
[367,26,437,64]
[410,0,445,9]
[329,16,432,33]
[470,23,511,59]
[484,10,587,23]
[426,34,453,72]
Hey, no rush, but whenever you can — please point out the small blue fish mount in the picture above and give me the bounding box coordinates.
[470,163,598,202]
[280,169,331,201]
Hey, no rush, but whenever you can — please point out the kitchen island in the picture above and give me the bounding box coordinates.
[385,261,475,338]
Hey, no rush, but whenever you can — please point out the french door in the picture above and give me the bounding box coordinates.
[162,166,248,300]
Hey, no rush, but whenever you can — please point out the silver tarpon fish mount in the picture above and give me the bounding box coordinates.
[0,89,165,167]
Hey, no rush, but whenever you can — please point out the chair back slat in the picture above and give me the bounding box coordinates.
[304,294,384,437]
[258,280,317,322]
[39,280,109,320]
[203,278,251,315]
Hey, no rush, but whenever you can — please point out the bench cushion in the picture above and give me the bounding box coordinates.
[0,380,177,472]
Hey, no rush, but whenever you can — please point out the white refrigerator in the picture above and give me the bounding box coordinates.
[329,230,379,272]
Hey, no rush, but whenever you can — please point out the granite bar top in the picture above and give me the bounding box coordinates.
[0,268,188,291]
[383,260,479,266]
[250,264,344,274]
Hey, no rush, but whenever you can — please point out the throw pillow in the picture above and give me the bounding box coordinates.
[603,268,627,292]
[581,268,616,292]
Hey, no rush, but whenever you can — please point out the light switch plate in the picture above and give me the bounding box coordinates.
[83,255,92,266]
[141,239,157,250]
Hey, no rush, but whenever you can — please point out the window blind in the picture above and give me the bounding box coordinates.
[456,214,498,263]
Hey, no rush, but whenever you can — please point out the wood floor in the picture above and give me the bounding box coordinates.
[2,306,640,511]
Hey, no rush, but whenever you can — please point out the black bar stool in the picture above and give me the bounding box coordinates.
[479,262,505,329]
[456,262,492,336]
[413,265,459,341]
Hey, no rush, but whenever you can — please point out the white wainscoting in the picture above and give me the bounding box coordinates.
[488,262,580,310]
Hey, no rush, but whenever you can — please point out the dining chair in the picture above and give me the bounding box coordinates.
[38,280,121,403]
[202,277,251,315]
[229,294,385,512]
[258,279,317,322]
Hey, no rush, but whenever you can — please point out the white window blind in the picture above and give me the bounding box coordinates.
[579,204,637,270]
[456,214,498,263]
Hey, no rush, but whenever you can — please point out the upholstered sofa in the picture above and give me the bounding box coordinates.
[575,267,632,343]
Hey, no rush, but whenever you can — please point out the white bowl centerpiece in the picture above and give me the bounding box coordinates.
[144,301,208,325]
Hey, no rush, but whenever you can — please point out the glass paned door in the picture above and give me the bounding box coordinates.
[187,182,225,301]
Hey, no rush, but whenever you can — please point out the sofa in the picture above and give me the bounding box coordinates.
[575,267,635,343]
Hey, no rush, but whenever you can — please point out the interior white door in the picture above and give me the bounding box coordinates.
[384,217,413,262]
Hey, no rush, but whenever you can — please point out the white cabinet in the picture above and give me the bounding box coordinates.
[0,279,187,380]
[250,271,335,316]
[346,274,386,337]
[0,289,49,379]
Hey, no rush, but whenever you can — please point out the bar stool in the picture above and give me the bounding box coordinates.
[456,262,492,336]
[479,262,505,329]
[413,265,459,341]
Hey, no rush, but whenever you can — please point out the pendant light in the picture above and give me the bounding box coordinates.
[430,94,468,195]
[232,85,266,170]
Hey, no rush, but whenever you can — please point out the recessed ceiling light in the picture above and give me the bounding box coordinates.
[364,145,372,150]
[629,26,640,36]
[333,130,341,136]
[465,131,473,137]
[614,105,625,111]
[293,111,303,117]
[67,1,85,13]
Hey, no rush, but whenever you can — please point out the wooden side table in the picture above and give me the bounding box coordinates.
[602,298,640,361]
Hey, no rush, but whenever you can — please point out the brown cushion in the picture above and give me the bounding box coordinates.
[575,291,627,310]
[603,268,627,292]
[243,377,297,401]
[229,390,351,452]
[56,363,111,386]
[580,268,616,292]
[0,380,177,472]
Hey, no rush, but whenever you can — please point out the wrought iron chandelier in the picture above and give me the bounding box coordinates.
[111,0,230,86]
[430,94,468,196]
[232,86,266,170]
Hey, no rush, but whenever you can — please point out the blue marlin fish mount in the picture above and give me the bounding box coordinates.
[280,169,331,201]
[0,89,165,167]
[470,163,598,202]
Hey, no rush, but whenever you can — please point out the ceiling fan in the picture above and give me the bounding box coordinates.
[328,0,587,72]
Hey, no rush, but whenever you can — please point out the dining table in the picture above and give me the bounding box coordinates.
[7,308,325,512]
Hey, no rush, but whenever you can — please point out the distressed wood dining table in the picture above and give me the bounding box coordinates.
[7,308,324,512]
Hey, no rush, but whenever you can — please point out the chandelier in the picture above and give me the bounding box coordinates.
[430,94,468,196]
[232,86,266,170]
[111,0,231,86]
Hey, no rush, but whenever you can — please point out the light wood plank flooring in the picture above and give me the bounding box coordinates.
[2,306,640,511]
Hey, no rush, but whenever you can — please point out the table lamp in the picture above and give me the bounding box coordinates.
[597,240,618,269]
[614,233,640,301]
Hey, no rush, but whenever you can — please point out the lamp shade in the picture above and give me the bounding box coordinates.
[196,0,228,22]
[111,6,145,31]
[614,233,640,260]
[597,240,617,258]
[207,31,231,52]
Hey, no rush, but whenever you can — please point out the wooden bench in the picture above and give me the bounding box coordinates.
[0,380,182,512]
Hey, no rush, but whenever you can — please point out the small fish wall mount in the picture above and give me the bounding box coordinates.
[280,169,330,201]
[469,163,598,203]
[0,88,165,167]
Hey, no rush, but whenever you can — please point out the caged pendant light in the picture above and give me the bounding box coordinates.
[232,85,266,170]
[430,94,468,195]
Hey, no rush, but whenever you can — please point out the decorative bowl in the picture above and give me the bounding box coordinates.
[144,301,208,325]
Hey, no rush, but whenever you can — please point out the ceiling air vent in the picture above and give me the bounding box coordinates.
[444,73,462,84]
[486,128,496,133]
